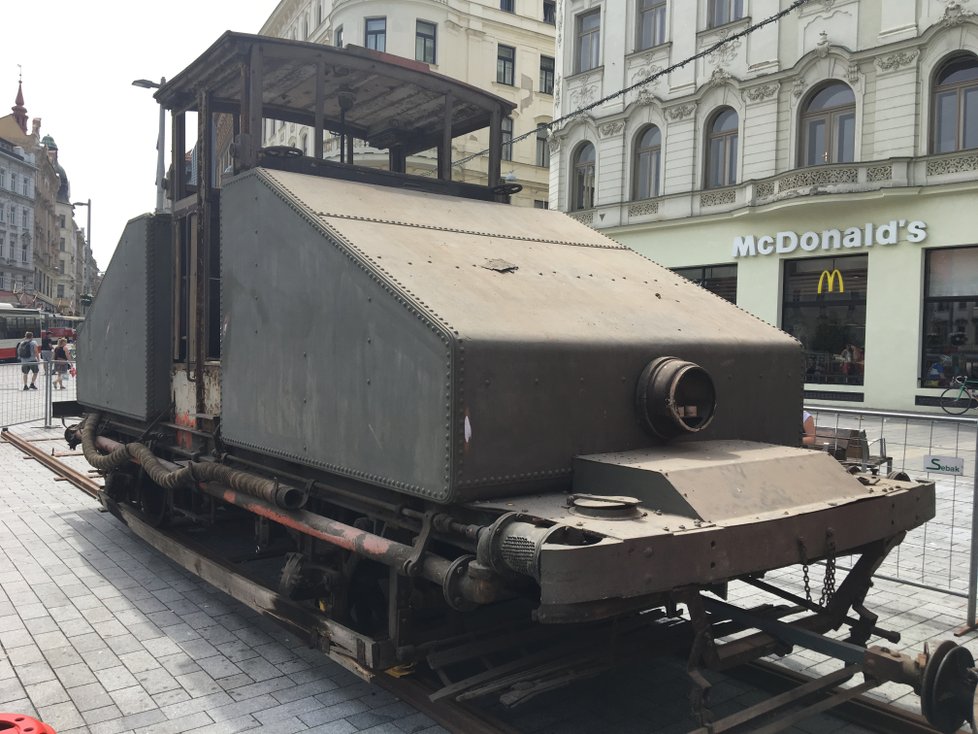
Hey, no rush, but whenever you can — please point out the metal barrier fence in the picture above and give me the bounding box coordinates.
[807,405,978,624]
[0,359,78,428]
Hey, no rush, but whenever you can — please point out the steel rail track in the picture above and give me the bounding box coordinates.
[6,429,957,734]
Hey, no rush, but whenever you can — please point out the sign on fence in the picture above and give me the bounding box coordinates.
[924,455,965,475]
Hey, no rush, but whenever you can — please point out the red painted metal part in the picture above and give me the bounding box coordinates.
[0,713,57,733]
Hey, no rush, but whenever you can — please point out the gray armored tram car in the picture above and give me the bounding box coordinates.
[70,33,975,731]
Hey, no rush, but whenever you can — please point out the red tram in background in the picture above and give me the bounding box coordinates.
[0,304,82,361]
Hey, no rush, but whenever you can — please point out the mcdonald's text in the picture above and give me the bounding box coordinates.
[732,220,927,258]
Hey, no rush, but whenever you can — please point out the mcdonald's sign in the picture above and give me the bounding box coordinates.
[817,269,844,294]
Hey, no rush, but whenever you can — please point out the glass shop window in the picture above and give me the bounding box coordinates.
[922,246,978,386]
[671,264,737,304]
[781,254,868,386]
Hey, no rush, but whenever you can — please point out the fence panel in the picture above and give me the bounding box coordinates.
[0,360,78,428]
[807,406,977,599]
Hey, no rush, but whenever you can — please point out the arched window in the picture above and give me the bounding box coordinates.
[705,108,738,189]
[633,125,661,200]
[800,82,855,166]
[573,143,596,210]
[932,55,978,154]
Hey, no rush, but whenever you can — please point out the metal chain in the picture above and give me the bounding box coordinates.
[798,538,812,604]
[819,528,837,607]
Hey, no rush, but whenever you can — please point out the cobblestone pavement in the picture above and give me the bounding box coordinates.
[0,418,975,733]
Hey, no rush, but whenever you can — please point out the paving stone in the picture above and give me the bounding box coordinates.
[25,679,70,707]
[36,700,86,730]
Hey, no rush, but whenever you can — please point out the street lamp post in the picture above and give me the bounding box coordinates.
[71,199,91,315]
[132,77,166,213]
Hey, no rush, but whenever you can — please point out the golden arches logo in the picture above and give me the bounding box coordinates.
[817,269,844,294]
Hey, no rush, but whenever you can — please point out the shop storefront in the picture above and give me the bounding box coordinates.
[611,186,978,412]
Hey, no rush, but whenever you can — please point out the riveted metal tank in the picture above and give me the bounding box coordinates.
[217,168,802,503]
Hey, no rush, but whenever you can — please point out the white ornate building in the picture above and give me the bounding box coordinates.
[551,0,978,412]
[259,0,557,208]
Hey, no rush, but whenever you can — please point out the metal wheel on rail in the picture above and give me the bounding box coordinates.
[939,387,973,415]
[920,640,978,733]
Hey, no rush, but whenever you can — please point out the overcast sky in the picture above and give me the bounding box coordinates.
[4,1,276,271]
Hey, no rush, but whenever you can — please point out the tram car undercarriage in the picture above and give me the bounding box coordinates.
[69,33,977,731]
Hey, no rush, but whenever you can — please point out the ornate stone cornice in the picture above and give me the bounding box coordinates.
[942,1,977,27]
[875,50,919,72]
[598,121,625,138]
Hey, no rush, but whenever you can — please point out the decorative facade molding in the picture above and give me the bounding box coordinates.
[792,78,808,98]
[569,211,594,225]
[926,153,978,176]
[569,76,599,108]
[816,31,830,59]
[706,30,742,67]
[708,67,733,88]
[666,103,696,121]
[628,201,659,216]
[866,165,893,182]
[599,121,625,138]
[846,63,861,86]
[777,167,858,192]
[942,1,977,27]
[875,50,919,72]
[700,189,736,207]
[755,181,776,199]
[742,83,779,104]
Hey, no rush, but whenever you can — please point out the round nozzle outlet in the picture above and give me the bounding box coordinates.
[635,356,717,440]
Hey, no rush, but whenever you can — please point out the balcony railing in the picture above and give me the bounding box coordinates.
[580,151,978,230]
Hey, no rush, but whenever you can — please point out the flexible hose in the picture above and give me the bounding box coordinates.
[77,413,306,510]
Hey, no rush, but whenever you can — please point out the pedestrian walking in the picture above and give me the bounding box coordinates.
[17,331,39,390]
[39,331,53,375]
[53,338,71,390]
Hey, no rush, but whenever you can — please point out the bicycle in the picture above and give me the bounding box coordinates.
[939,376,978,415]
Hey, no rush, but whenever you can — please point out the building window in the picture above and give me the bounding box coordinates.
[416,21,437,63]
[59,214,66,228]
[536,124,550,167]
[781,255,867,386]
[497,45,515,85]
[534,200,549,209]
[502,117,514,161]
[800,82,855,166]
[22,178,28,196]
[501,0,514,11]
[572,142,596,210]
[21,209,28,228]
[335,25,344,47]
[637,0,666,50]
[576,10,601,73]
[22,243,28,263]
[0,204,4,223]
[57,284,64,298]
[705,107,738,188]
[316,2,322,26]
[540,55,555,94]
[9,174,16,192]
[365,18,386,52]
[932,55,978,154]
[633,125,662,200]
[922,247,978,386]
[543,0,556,24]
[0,169,5,188]
[59,259,65,274]
[672,264,737,304]
[59,237,65,252]
[708,0,744,28]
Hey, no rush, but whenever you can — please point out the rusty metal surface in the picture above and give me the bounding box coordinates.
[572,441,877,523]
[219,169,804,504]
[1,428,101,498]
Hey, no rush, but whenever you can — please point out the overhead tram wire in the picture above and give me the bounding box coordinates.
[445,0,816,172]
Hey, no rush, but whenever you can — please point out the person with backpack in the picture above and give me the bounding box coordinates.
[17,331,39,390]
